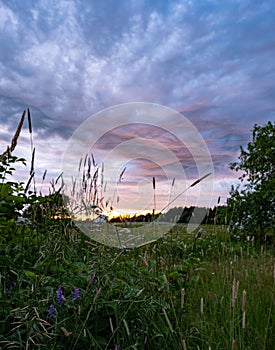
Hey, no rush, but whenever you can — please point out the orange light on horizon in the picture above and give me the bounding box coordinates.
[107,208,156,220]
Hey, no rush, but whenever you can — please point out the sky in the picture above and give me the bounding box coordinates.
[0,0,275,215]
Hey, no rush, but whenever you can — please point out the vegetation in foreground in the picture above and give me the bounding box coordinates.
[0,219,274,350]
[0,112,274,349]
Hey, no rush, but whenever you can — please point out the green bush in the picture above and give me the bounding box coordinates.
[228,121,275,242]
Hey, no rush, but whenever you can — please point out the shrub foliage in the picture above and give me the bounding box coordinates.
[229,121,275,241]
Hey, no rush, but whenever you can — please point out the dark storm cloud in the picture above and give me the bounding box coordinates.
[0,0,274,202]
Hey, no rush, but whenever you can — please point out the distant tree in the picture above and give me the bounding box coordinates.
[228,121,275,242]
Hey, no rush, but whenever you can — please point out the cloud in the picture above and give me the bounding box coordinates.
[0,0,274,203]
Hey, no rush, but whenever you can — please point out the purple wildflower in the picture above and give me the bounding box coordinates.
[57,285,63,306]
[114,346,119,350]
[48,304,56,318]
[8,282,15,291]
[144,336,147,345]
[90,274,95,284]
[73,287,79,301]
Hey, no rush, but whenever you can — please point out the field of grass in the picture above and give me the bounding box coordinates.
[1,219,274,350]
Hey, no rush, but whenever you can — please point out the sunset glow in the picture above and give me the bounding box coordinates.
[0,1,274,210]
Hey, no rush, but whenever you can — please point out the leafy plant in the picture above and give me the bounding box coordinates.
[0,111,29,224]
[228,121,275,242]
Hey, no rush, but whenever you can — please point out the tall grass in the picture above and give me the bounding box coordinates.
[1,220,274,349]
[0,111,274,349]
[180,230,275,349]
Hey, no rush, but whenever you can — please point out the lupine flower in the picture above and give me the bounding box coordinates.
[8,282,15,291]
[57,285,63,306]
[48,304,56,318]
[73,287,79,301]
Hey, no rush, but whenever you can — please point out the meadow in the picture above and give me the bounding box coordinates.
[1,112,274,349]
[0,218,274,350]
